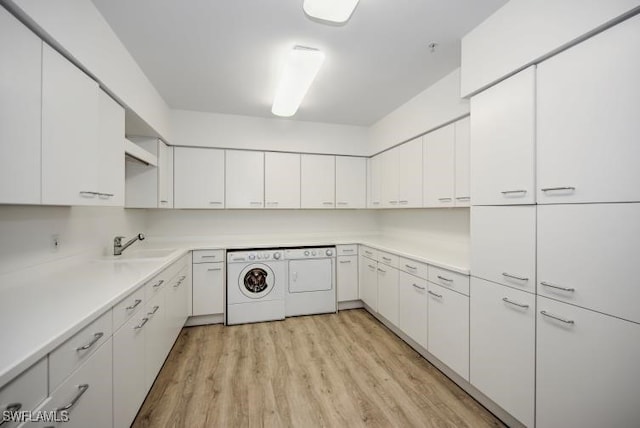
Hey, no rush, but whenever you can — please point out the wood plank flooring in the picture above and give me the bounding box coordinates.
[133,309,505,428]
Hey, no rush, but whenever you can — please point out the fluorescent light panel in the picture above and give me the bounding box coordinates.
[303,0,360,23]
[272,46,325,117]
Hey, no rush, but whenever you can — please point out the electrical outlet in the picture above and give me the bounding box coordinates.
[52,234,60,250]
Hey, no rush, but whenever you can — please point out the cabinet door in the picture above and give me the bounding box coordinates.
[536,297,640,428]
[368,155,382,208]
[225,150,264,208]
[265,152,300,209]
[41,44,99,206]
[301,154,335,208]
[537,15,640,204]
[0,8,41,205]
[423,124,455,207]
[470,67,535,205]
[377,265,399,325]
[166,270,189,344]
[380,149,399,208]
[193,262,225,316]
[470,278,535,428]
[471,205,536,293]
[96,90,124,206]
[125,138,159,209]
[144,292,166,391]
[158,141,173,208]
[336,156,366,209]
[398,271,428,349]
[174,147,225,209]
[398,138,423,207]
[538,203,640,323]
[337,255,358,301]
[454,117,471,206]
[358,256,378,311]
[113,311,147,428]
[428,283,469,380]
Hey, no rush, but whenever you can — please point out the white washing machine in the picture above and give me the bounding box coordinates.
[285,247,336,317]
[226,249,286,325]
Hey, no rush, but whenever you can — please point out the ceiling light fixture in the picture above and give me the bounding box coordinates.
[303,0,360,24]
[271,46,325,118]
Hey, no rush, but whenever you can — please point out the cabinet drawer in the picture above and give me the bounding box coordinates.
[398,257,428,279]
[49,310,112,392]
[336,245,358,256]
[359,246,377,261]
[378,251,398,268]
[112,286,145,332]
[193,249,224,264]
[0,358,47,428]
[428,266,469,296]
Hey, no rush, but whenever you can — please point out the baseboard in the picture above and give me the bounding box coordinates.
[185,314,224,326]
[338,300,364,310]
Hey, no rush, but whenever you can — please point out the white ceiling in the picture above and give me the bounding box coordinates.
[92,0,507,126]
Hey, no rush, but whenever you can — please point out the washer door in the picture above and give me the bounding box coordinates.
[239,263,275,299]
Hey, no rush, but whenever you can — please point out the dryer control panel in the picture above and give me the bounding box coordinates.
[285,247,336,260]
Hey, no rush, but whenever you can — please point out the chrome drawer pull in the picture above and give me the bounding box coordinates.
[76,332,104,351]
[337,202,348,205]
[541,310,575,325]
[367,264,376,270]
[405,264,417,270]
[438,197,452,202]
[160,200,169,203]
[456,196,470,200]
[382,256,392,261]
[412,284,426,290]
[125,299,142,310]
[174,279,184,288]
[134,318,149,330]
[389,200,398,205]
[57,384,89,412]
[342,249,355,252]
[322,201,334,205]
[201,255,218,258]
[399,200,408,204]
[502,297,529,309]
[428,290,443,298]
[540,281,575,292]
[541,186,575,192]
[4,402,22,413]
[152,280,164,288]
[207,267,222,271]
[377,268,386,273]
[339,260,351,264]
[501,190,527,195]
[148,305,160,315]
[79,191,97,198]
[502,272,529,281]
[437,275,453,282]
[209,201,222,205]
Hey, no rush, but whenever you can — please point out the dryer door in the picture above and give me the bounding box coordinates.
[289,259,333,293]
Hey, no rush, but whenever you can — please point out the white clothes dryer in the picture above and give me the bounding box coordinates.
[226,249,286,325]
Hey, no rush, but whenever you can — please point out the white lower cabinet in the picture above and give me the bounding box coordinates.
[192,261,225,316]
[427,283,469,380]
[144,290,167,391]
[166,267,190,344]
[470,278,535,427]
[358,256,378,311]
[536,296,640,428]
[337,255,358,302]
[376,265,399,325]
[398,271,428,349]
[0,358,47,428]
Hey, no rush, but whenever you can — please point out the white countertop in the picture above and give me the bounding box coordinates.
[0,234,468,388]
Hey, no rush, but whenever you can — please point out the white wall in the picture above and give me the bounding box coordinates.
[170,110,369,156]
[6,0,172,140]
[367,68,469,155]
[461,0,640,97]
[0,206,146,275]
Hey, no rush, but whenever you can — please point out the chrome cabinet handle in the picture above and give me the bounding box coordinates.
[76,332,104,351]
[428,290,443,298]
[125,299,142,310]
[4,402,22,413]
[541,310,575,324]
[372,201,380,205]
[438,197,452,202]
[337,202,348,206]
[405,264,417,270]
[540,281,575,292]
[389,200,398,205]
[173,280,184,288]
[339,260,351,264]
[399,200,408,204]
[501,190,527,195]
[134,317,149,330]
[456,196,470,200]
[207,267,222,271]
[152,280,164,288]
[209,201,222,205]
[437,275,453,282]
[57,384,89,412]
[342,249,355,252]
[322,201,334,205]
[79,191,97,198]
[160,200,168,203]
[412,284,426,290]
[148,305,160,315]
[382,256,392,261]
[502,272,529,281]
[250,201,262,205]
[367,264,376,270]
[377,268,386,273]
[201,255,218,258]
[541,187,575,192]
[502,297,529,309]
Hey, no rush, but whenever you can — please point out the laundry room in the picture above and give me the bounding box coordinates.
[1,1,639,427]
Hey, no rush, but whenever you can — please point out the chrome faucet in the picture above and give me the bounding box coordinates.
[113,233,145,256]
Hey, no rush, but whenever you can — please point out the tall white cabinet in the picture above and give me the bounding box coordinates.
[174,147,225,209]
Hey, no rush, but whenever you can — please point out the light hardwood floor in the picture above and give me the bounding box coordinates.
[133,309,504,428]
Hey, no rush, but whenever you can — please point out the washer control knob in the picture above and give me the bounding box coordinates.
[249,254,256,260]
[264,253,270,259]
[326,249,334,256]
[273,252,281,260]
[257,254,262,259]
[311,251,317,256]
[304,250,310,256]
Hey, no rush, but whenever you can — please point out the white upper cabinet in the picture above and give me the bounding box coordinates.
[537,14,640,204]
[454,117,471,207]
[471,205,536,293]
[225,150,264,209]
[398,138,423,208]
[265,152,300,209]
[0,8,41,205]
[174,147,225,209]
[470,67,536,205]
[367,155,382,208]
[380,149,399,208]
[96,90,125,206]
[423,124,455,207]
[301,154,335,209]
[157,141,173,208]
[41,44,99,206]
[336,156,366,209]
